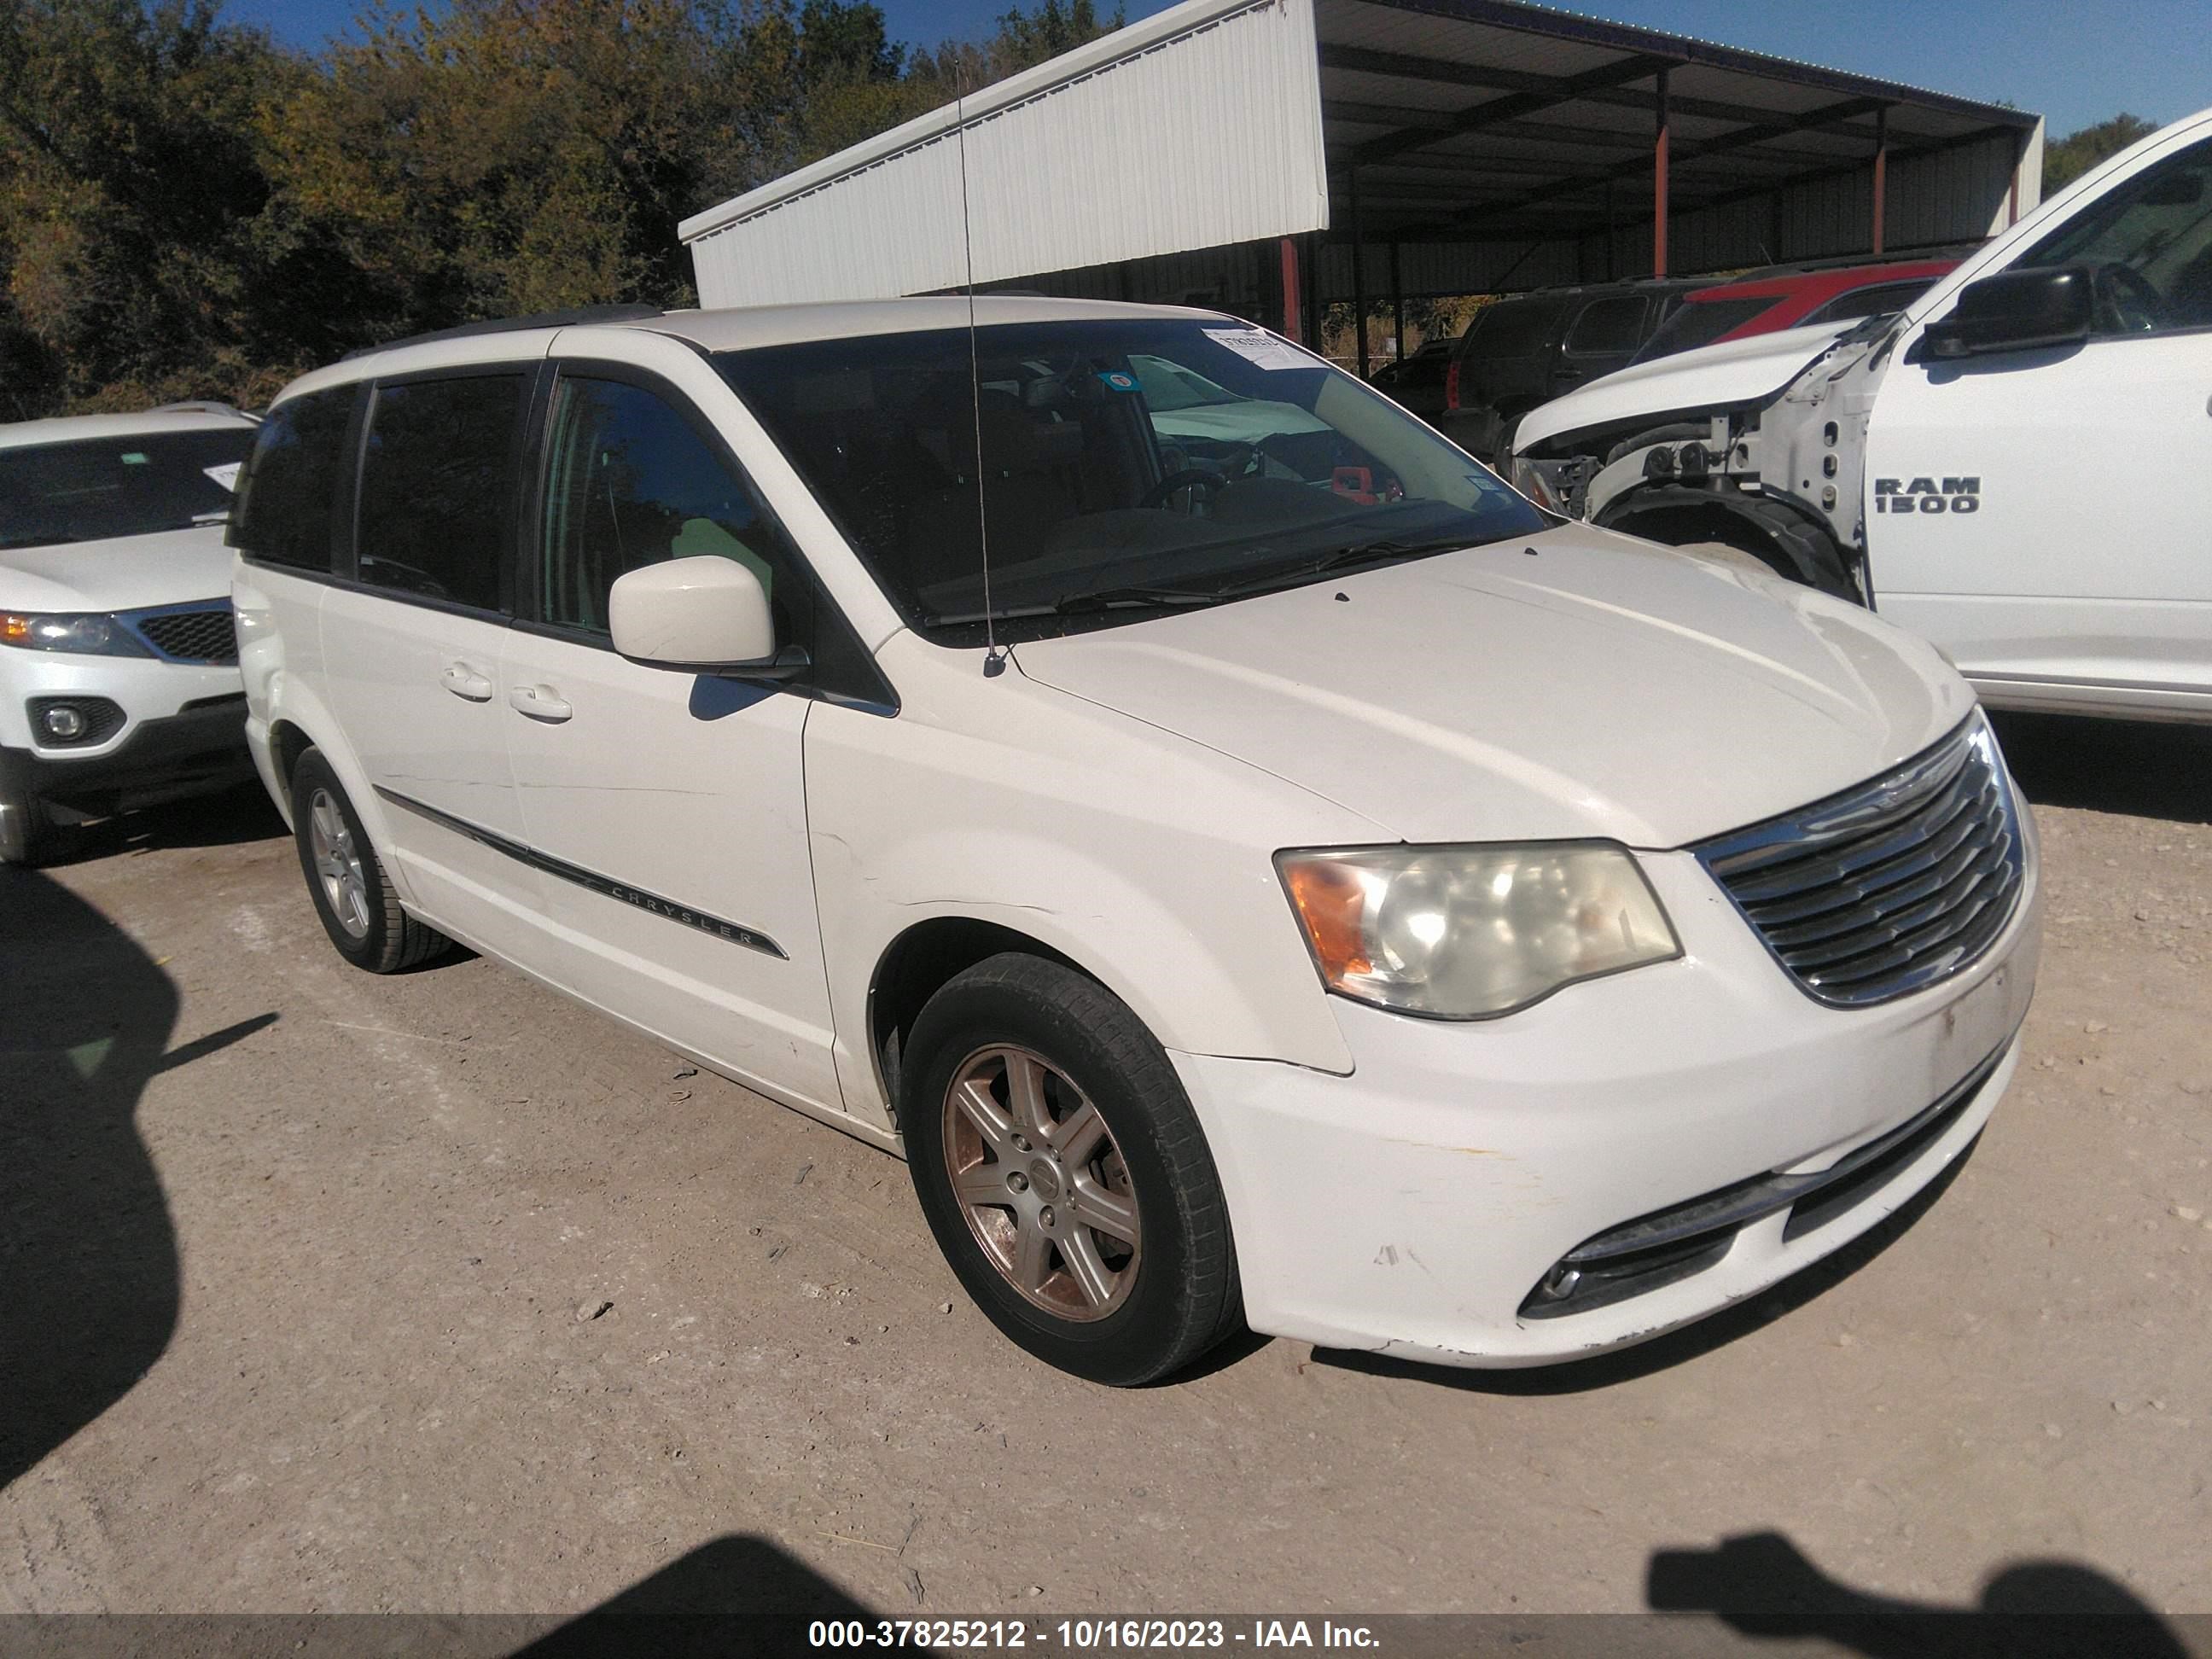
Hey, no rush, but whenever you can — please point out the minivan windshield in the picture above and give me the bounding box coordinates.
[718,319,1546,642]
[0,428,254,550]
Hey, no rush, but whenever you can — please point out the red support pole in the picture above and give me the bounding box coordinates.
[1279,236,1302,342]
[1653,67,1670,279]
[1871,105,1889,256]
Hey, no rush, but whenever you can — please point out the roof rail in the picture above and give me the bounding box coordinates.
[148,400,248,416]
[341,304,667,361]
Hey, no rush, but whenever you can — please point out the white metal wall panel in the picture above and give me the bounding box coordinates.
[684,0,1330,308]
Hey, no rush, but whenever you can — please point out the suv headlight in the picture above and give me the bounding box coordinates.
[1,612,151,657]
[1278,842,1680,1019]
[1510,455,1588,516]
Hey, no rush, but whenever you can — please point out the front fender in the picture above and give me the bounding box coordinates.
[803,648,1385,1123]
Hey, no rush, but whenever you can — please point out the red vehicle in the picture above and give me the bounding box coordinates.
[1628,258,1960,365]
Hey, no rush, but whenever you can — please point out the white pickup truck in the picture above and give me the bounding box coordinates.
[1511,105,2212,725]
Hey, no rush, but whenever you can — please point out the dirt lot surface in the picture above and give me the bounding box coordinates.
[3,711,2208,1637]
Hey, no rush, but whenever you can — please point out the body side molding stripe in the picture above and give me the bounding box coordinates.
[373,786,788,959]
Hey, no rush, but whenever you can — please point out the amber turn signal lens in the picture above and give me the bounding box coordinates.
[1,614,31,645]
[1282,859,1371,981]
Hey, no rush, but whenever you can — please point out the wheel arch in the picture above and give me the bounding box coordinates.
[1596,485,1862,601]
[865,917,1091,1130]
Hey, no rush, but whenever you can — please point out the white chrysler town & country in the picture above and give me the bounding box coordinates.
[233,300,2040,1383]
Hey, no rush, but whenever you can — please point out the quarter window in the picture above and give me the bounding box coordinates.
[231,389,352,572]
[1562,295,1649,357]
[537,375,806,641]
[357,375,524,609]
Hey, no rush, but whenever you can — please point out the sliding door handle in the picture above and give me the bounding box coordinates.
[509,683,573,723]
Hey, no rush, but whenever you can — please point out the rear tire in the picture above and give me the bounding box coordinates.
[289,748,451,973]
[902,952,1241,1386]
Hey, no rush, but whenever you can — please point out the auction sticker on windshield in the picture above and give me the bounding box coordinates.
[1202,328,1313,370]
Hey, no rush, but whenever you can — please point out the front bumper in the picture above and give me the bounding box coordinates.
[1,697,254,815]
[1178,837,2040,1368]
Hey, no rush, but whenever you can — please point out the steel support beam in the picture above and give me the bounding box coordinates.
[1350,54,1673,169]
[1350,165,1370,376]
[1654,67,1670,277]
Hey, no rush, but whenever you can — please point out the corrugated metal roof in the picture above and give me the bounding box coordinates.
[682,0,2040,309]
[684,0,1327,308]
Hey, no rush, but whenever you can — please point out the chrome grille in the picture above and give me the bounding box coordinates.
[131,604,237,664]
[1692,715,2025,1007]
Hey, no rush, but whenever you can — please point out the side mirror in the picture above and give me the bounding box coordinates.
[608,556,805,678]
[1919,265,2093,359]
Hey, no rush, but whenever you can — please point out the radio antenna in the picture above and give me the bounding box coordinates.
[955,83,1006,678]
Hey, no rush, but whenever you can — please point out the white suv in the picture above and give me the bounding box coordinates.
[2,403,262,864]
[234,300,2041,1383]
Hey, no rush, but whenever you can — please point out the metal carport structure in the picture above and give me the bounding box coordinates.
[682,0,2041,371]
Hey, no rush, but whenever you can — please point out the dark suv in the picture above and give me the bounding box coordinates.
[1436,279,1707,462]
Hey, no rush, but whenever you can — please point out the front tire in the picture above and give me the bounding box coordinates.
[289,748,451,973]
[902,953,1241,1386]
[0,778,61,867]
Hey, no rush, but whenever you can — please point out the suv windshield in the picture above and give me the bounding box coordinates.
[718,318,1545,641]
[0,428,254,550]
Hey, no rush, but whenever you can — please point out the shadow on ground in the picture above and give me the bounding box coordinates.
[38,780,285,870]
[0,869,269,1488]
[1311,1138,1970,1394]
[515,1534,874,1655]
[1989,712,2212,824]
[1649,1529,2192,1657]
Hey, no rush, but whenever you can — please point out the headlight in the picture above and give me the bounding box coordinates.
[1278,842,1680,1019]
[0,612,150,656]
[1508,454,1559,511]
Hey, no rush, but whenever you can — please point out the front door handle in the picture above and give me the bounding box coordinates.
[441,661,494,701]
[509,683,573,723]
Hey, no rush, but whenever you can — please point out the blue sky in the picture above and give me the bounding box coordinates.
[221,0,2209,136]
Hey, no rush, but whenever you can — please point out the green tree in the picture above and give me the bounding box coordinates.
[0,0,298,413]
[2043,113,2160,196]
[0,0,1133,416]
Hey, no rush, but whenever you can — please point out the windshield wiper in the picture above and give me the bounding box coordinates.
[928,585,1221,626]
[1213,536,1472,597]
[1051,584,1223,614]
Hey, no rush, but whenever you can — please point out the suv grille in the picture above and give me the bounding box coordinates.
[131,604,237,664]
[1691,715,2024,1007]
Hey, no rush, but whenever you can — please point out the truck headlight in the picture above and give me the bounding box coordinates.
[1278,842,1680,1019]
[0,612,151,657]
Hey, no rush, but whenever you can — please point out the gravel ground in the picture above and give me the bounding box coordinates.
[1,710,2207,1637]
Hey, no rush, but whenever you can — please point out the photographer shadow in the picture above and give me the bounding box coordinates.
[515,1534,876,1657]
[1648,1530,2191,1658]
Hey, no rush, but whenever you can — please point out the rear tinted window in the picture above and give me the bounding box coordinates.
[2,427,254,551]
[1562,295,1650,356]
[232,390,354,571]
[1458,299,1564,359]
[357,375,525,610]
[1629,295,1778,364]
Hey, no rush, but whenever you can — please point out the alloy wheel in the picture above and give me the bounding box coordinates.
[307,787,371,940]
[940,1045,1142,1321]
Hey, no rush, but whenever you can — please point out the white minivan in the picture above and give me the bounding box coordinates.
[234,300,2040,1383]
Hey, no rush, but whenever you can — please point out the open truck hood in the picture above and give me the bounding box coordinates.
[1011,524,1972,849]
[1514,322,1855,452]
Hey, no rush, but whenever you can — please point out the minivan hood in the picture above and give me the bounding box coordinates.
[0,526,236,613]
[1515,321,1853,451]
[1011,526,1971,848]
